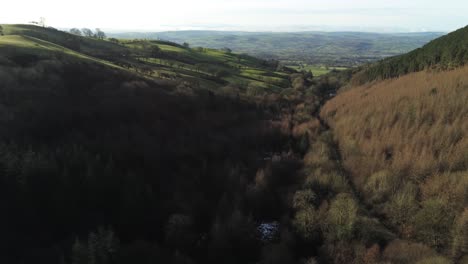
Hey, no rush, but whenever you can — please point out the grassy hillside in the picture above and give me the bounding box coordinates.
[1,24,291,94]
[322,47,468,262]
[110,30,443,67]
[352,25,468,84]
[2,24,129,59]
[119,39,291,92]
[0,34,125,70]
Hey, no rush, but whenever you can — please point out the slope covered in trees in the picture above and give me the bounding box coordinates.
[321,26,468,263]
[352,25,468,84]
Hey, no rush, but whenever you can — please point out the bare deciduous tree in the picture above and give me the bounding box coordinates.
[95,28,106,40]
[69,28,82,36]
[82,28,94,37]
[39,17,46,27]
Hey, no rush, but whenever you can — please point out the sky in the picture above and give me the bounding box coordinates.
[2,0,468,32]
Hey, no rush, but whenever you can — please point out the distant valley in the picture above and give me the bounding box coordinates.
[109,31,444,67]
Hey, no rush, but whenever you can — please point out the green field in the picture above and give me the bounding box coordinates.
[287,64,348,76]
[0,34,127,71]
[119,39,292,92]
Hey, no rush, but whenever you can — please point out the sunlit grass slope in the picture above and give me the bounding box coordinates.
[0,24,291,95]
[0,35,123,69]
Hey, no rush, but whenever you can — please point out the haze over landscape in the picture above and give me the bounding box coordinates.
[2,0,468,32]
[1,1,468,264]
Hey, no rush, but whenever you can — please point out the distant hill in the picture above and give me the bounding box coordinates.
[352,25,468,84]
[109,30,444,67]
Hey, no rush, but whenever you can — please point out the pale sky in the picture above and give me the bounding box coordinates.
[2,0,468,32]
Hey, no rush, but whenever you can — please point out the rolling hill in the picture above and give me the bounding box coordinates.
[1,24,292,95]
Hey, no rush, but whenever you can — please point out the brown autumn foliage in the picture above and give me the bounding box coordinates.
[322,66,468,185]
[321,66,468,252]
[363,244,380,264]
[382,240,440,264]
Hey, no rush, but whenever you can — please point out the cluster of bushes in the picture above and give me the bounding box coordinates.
[291,129,393,263]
